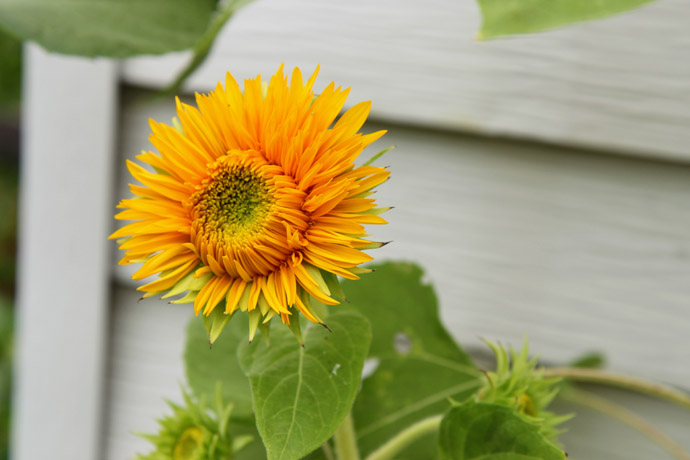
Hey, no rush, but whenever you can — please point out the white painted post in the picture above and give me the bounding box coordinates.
[12,45,118,460]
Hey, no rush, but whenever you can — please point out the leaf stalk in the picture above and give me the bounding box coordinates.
[334,413,361,460]
[364,415,442,460]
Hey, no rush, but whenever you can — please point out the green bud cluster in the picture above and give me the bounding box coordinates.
[477,341,572,442]
[134,385,252,460]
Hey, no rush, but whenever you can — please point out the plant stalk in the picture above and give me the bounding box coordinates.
[334,413,361,460]
[543,367,690,411]
[364,415,443,460]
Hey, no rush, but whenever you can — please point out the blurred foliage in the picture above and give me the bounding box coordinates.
[0,0,217,58]
[0,29,18,455]
[0,28,21,114]
[0,298,11,460]
[477,0,657,39]
[0,161,17,296]
[0,163,15,460]
[0,0,254,95]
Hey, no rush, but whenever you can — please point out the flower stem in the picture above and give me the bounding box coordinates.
[562,388,690,460]
[334,413,361,460]
[364,415,443,460]
[542,367,690,411]
[321,441,335,460]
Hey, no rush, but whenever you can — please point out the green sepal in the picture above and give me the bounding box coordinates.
[172,117,184,134]
[286,308,304,346]
[298,287,327,323]
[203,303,233,346]
[169,290,199,304]
[361,206,392,216]
[161,270,198,298]
[233,435,256,454]
[257,293,271,316]
[320,269,346,301]
[258,318,271,346]
[357,241,389,250]
[304,263,331,296]
[347,266,374,275]
[247,308,262,343]
[363,145,395,167]
[237,284,252,312]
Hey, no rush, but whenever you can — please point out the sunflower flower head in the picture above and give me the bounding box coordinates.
[112,65,390,343]
[477,340,572,442]
[135,387,252,460]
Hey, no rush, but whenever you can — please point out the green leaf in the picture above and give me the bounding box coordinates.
[0,28,21,111]
[477,0,657,40]
[569,351,605,369]
[232,420,268,460]
[339,262,481,458]
[185,314,254,420]
[238,311,372,460]
[439,401,566,460]
[0,0,217,57]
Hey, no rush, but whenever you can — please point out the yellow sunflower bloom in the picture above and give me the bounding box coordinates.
[111,65,389,341]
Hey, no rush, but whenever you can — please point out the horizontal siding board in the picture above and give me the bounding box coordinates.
[122,0,690,161]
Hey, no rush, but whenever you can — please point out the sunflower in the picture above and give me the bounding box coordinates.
[111,65,389,341]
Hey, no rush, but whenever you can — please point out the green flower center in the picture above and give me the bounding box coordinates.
[192,160,274,243]
[173,427,204,460]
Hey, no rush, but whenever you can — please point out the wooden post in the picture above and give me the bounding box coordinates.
[12,45,119,460]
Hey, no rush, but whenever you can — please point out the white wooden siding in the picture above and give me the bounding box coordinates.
[105,90,690,459]
[123,0,690,161]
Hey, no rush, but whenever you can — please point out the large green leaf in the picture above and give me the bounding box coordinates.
[439,401,565,460]
[0,0,217,57]
[238,311,372,460]
[477,0,657,40]
[185,314,254,420]
[339,262,481,458]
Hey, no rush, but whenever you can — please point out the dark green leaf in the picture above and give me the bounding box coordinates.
[238,311,371,460]
[439,401,566,460]
[232,420,268,460]
[185,314,254,420]
[0,0,217,57]
[0,29,21,111]
[477,0,657,40]
[339,262,481,458]
[569,352,605,369]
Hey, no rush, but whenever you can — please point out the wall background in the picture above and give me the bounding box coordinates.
[14,0,690,459]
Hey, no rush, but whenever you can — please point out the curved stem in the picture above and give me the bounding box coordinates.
[543,367,690,411]
[562,389,690,460]
[159,0,255,98]
[334,413,361,460]
[364,415,442,460]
